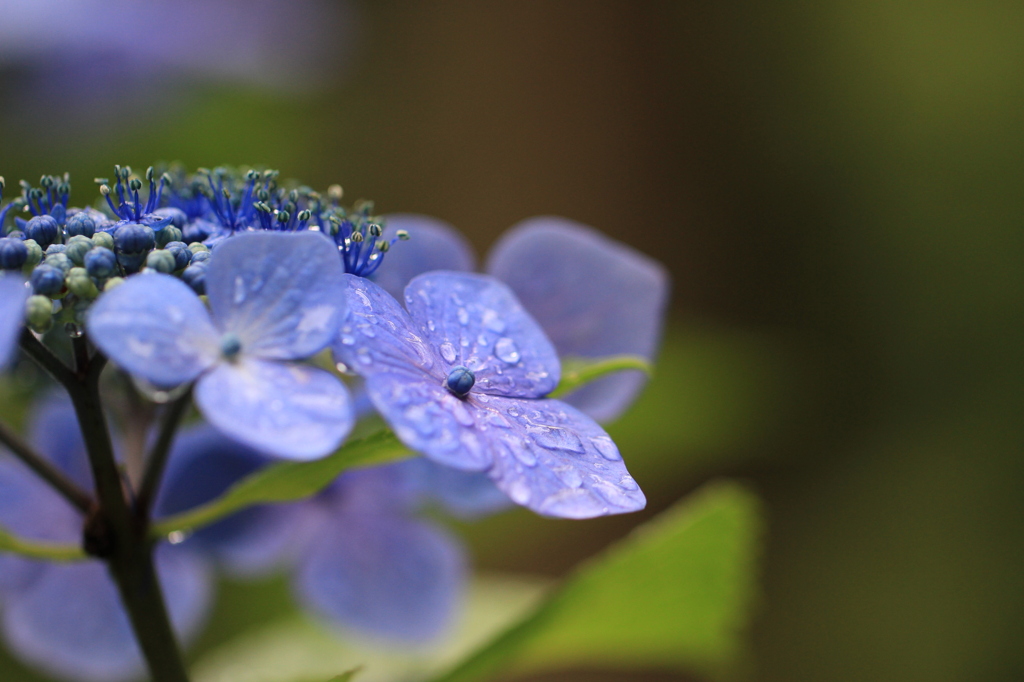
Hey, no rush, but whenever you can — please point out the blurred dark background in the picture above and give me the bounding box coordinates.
[1,1,1022,681]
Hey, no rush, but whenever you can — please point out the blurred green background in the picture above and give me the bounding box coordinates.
[1,2,1022,681]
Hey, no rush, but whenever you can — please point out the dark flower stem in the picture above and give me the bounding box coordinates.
[136,387,193,524]
[0,419,94,513]
[20,332,192,682]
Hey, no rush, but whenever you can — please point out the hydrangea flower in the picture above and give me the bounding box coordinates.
[374,215,670,423]
[333,271,647,518]
[0,398,211,682]
[87,230,354,460]
[0,275,28,370]
[156,427,466,641]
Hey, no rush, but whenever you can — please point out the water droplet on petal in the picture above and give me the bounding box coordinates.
[591,480,636,507]
[340,334,355,346]
[508,479,532,505]
[233,276,246,304]
[530,426,584,453]
[552,465,583,488]
[457,307,469,325]
[618,475,639,491]
[482,309,505,333]
[494,337,521,364]
[590,436,621,461]
[439,341,457,363]
[512,444,537,467]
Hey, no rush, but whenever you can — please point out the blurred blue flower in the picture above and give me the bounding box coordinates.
[0,398,211,682]
[373,215,670,423]
[157,427,466,642]
[333,272,647,519]
[87,231,354,460]
[0,0,358,130]
[0,275,27,370]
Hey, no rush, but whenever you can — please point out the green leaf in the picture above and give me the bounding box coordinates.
[151,430,413,539]
[550,355,653,399]
[0,525,86,562]
[326,667,362,682]
[431,481,763,682]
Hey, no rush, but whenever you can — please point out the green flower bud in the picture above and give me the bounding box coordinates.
[92,231,115,251]
[103,277,125,292]
[45,252,73,274]
[154,225,183,248]
[66,267,100,300]
[25,295,53,333]
[65,236,94,266]
[145,249,176,274]
[22,239,42,267]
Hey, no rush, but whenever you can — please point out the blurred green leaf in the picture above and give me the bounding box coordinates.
[326,668,362,682]
[191,575,550,682]
[0,525,85,562]
[432,481,763,681]
[151,430,412,539]
[550,355,653,399]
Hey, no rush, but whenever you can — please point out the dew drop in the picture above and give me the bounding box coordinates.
[508,479,532,505]
[531,426,584,453]
[592,480,636,507]
[552,465,583,488]
[482,310,506,333]
[590,436,621,461]
[439,341,457,363]
[494,337,521,364]
[340,334,355,346]
[618,475,640,491]
[233,276,246,304]
[457,307,469,325]
[512,444,537,467]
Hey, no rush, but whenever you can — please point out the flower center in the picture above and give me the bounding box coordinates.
[220,332,243,360]
[446,365,475,398]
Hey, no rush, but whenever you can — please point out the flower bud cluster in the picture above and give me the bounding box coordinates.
[0,165,406,336]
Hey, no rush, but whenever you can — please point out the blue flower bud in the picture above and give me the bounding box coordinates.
[446,365,476,397]
[163,242,192,270]
[182,220,214,244]
[64,236,94,266]
[66,212,96,238]
[116,251,147,274]
[189,250,211,264]
[0,237,28,270]
[25,215,59,249]
[84,247,118,279]
[154,225,184,248]
[181,263,207,295]
[45,243,67,256]
[30,264,65,297]
[114,223,155,254]
[49,204,66,226]
[145,249,177,274]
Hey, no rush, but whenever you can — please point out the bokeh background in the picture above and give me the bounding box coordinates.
[1,1,1022,681]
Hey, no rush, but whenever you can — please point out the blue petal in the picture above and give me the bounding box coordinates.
[371,214,476,300]
[480,395,646,518]
[0,275,27,370]
[157,426,304,575]
[28,394,93,489]
[487,217,669,421]
[363,372,492,471]
[404,271,560,398]
[87,273,219,387]
[205,231,346,360]
[294,513,465,641]
[194,358,354,460]
[396,457,513,519]
[1,547,211,682]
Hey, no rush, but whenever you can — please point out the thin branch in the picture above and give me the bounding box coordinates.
[0,420,94,513]
[19,329,76,388]
[135,387,193,522]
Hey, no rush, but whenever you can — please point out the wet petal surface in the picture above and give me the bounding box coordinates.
[404,272,560,399]
[206,231,346,360]
[87,273,219,388]
[195,358,353,460]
